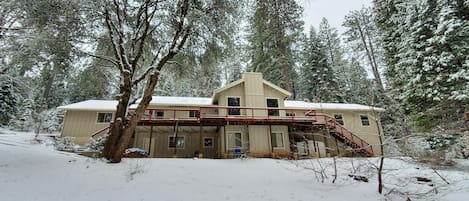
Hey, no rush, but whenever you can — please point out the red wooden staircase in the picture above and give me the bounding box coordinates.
[306,110,374,156]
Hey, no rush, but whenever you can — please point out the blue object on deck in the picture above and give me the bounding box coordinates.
[234,148,241,154]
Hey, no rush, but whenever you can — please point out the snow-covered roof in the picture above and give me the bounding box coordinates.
[131,96,213,108]
[284,100,385,112]
[57,100,118,111]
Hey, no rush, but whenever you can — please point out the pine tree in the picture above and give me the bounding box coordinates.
[247,0,304,95]
[374,0,469,128]
[343,7,386,93]
[300,27,339,102]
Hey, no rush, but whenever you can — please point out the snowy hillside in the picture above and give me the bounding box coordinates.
[1,128,468,201]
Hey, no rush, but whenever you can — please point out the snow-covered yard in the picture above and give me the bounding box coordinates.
[1,128,468,201]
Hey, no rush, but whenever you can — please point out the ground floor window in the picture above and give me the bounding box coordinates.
[169,136,185,148]
[227,132,242,149]
[203,137,214,148]
[97,113,113,123]
[360,114,370,126]
[271,132,284,148]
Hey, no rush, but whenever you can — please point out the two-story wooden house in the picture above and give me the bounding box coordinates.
[58,72,385,158]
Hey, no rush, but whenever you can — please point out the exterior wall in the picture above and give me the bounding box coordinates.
[134,126,219,158]
[320,110,383,155]
[263,84,287,116]
[290,109,384,155]
[217,83,245,116]
[219,124,289,158]
[61,110,114,145]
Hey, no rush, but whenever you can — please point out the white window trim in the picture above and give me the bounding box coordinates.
[96,112,113,124]
[189,110,198,118]
[226,131,243,150]
[359,114,370,127]
[168,136,185,149]
[270,132,285,149]
[333,113,345,126]
[203,137,214,148]
[226,96,242,116]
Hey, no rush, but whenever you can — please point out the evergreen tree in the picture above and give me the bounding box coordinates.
[375,0,469,128]
[343,7,386,93]
[299,27,339,102]
[247,0,304,96]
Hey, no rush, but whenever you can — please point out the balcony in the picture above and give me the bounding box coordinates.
[133,106,318,125]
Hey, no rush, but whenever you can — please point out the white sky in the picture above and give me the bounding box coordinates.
[299,0,373,34]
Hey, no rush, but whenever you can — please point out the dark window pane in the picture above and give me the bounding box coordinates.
[228,97,240,115]
[267,99,279,116]
[360,115,370,126]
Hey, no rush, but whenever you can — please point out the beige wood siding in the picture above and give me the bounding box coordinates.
[217,83,245,116]
[61,110,114,145]
[134,126,219,158]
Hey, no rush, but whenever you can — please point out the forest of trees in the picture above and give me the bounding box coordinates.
[0,0,467,159]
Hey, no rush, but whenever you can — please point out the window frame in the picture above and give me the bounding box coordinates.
[266,97,280,116]
[226,131,243,150]
[360,114,370,126]
[152,110,164,119]
[168,136,185,149]
[227,96,241,116]
[333,113,345,126]
[96,112,113,124]
[189,110,199,118]
[203,137,214,148]
[270,132,285,149]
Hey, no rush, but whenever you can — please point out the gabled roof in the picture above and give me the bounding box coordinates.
[262,80,291,97]
[57,100,118,111]
[211,79,244,101]
[284,100,385,112]
[211,74,292,102]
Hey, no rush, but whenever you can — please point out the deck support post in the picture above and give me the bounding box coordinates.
[148,125,154,157]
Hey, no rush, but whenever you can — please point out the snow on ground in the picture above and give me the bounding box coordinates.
[1,128,468,201]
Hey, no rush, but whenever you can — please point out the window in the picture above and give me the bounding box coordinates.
[189,110,199,118]
[227,132,242,149]
[271,132,284,148]
[143,110,151,120]
[152,110,164,119]
[97,113,112,123]
[334,114,344,125]
[169,136,185,148]
[266,98,279,116]
[227,97,240,115]
[203,137,214,148]
[360,115,370,126]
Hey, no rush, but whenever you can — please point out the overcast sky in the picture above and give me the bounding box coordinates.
[299,0,373,34]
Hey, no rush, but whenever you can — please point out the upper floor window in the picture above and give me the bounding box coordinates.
[189,110,198,118]
[97,113,112,123]
[266,98,279,116]
[227,97,240,115]
[360,115,370,126]
[152,110,164,119]
[143,110,151,120]
[334,114,344,125]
